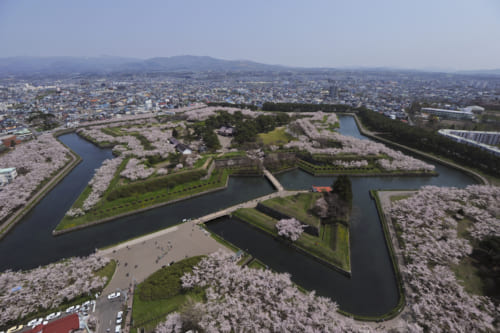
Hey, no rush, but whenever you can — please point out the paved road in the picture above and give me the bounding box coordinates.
[95,291,126,333]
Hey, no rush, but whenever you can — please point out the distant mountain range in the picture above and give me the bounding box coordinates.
[0,55,498,76]
[0,55,287,76]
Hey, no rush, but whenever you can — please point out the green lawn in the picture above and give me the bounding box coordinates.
[233,208,277,233]
[261,193,322,229]
[452,216,484,296]
[132,256,204,331]
[216,151,247,159]
[389,194,412,203]
[94,260,117,289]
[247,258,267,270]
[451,257,484,296]
[258,127,293,145]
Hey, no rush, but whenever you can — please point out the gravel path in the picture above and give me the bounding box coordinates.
[99,221,229,294]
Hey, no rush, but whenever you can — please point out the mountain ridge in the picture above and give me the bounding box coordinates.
[0,55,498,76]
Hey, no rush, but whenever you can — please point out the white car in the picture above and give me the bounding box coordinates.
[27,319,38,327]
[30,318,43,327]
[115,325,121,333]
[45,312,57,321]
[65,305,75,313]
[107,292,121,300]
[116,317,122,325]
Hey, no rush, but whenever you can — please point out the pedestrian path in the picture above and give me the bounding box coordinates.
[263,168,285,192]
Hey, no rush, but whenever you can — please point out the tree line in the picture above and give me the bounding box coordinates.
[193,110,290,145]
[356,108,500,178]
[262,102,352,113]
[207,102,258,111]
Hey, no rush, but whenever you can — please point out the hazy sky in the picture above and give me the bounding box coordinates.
[1,0,499,70]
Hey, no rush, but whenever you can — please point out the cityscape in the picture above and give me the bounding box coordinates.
[0,1,499,333]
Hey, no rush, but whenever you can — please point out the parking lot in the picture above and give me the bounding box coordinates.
[95,290,126,333]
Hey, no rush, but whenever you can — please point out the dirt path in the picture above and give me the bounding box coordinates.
[217,133,232,151]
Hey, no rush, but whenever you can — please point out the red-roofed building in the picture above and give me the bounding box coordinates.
[311,186,332,193]
[25,314,80,333]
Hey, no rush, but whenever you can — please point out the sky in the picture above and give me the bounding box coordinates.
[0,0,499,70]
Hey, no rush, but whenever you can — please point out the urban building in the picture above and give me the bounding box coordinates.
[421,108,475,120]
[0,167,17,184]
[438,129,500,156]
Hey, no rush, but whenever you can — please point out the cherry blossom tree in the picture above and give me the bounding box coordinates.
[391,185,499,332]
[120,158,154,181]
[156,250,362,332]
[276,218,305,241]
[82,157,124,211]
[284,117,435,172]
[0,134,71,222]
[0,255,110,326]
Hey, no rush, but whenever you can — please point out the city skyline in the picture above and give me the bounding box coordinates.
[1,0,500,71]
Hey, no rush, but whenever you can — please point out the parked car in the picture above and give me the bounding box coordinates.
[6,325,23,333]
[27,319,38,327]
[107,292,121,300]
[65,305,75,313]
[115,325,121,333]
[29,318,43,327]
[45,312,57,321]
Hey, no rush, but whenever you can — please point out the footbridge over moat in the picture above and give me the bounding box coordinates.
[263,168,285,192]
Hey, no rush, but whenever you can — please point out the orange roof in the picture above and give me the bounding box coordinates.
[312,186,332,192]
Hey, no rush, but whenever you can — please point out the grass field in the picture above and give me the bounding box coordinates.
[258,127,293,145]
[132,256,204,331]
[452,216,485,296]
[94,260,117,289]
[389,194,412,203]
[451,257,484,296]
[261,193,322,229]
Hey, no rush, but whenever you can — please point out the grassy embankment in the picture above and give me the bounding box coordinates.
[132,256,204,332]
[56,159,232,231]
[233,192,350,272]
